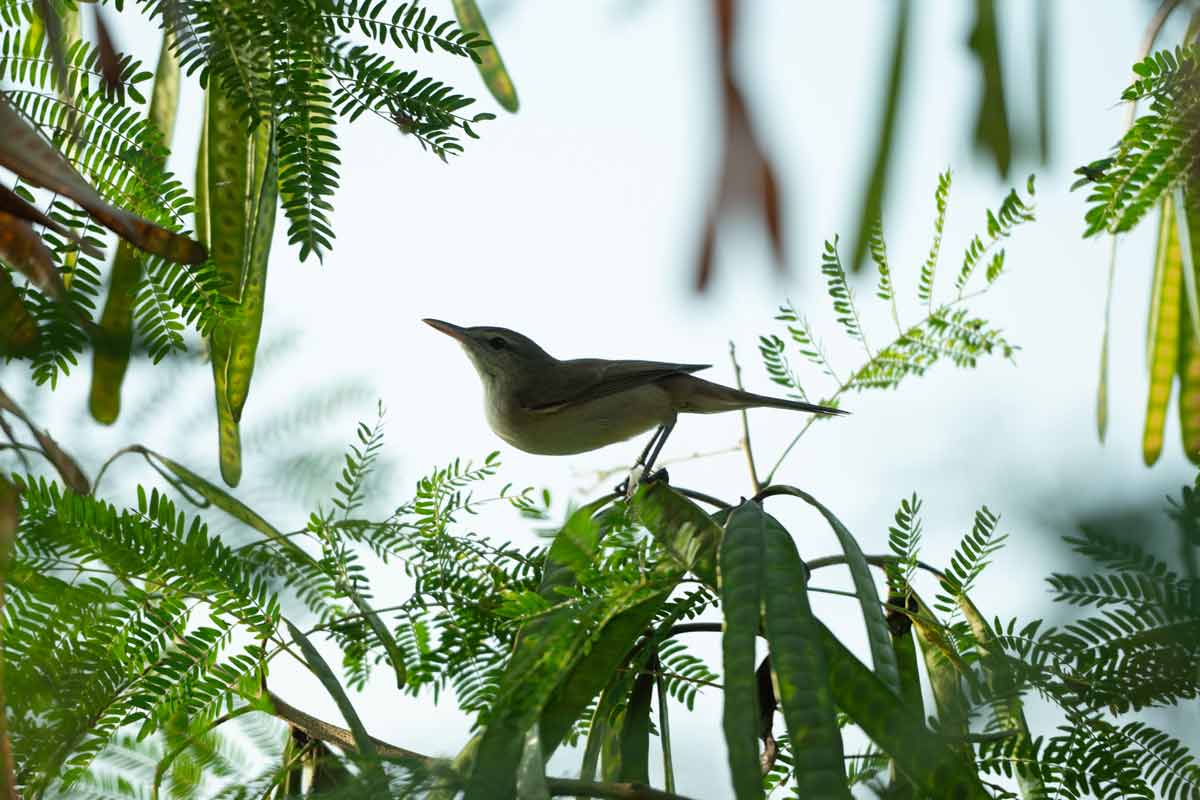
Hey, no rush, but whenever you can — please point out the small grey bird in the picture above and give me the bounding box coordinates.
[424,319,847,478]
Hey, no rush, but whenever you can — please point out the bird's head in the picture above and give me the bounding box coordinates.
[422,319,553,389]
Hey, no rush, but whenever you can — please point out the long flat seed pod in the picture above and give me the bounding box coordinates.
[1144,197,1182,465]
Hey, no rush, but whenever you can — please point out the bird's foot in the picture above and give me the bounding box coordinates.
[615,466,671,500]
[616,465,646,501]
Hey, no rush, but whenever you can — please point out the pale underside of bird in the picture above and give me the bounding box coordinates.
[423,319,847,478]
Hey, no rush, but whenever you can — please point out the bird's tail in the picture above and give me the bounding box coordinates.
[669,376,848,416]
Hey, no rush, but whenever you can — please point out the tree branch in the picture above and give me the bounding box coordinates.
[264,690,701,800]
[728,341,761,493]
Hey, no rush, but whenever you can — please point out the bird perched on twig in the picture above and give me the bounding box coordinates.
[423,319,846,485]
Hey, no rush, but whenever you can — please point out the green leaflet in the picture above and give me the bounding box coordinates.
[1144,198,1182,464]
[285,619,378,763]
[759,505,849,799]
[89,32,181,425]
[719,502,766,800]
[763,487,902,696]
[451,0,518,112]
[0,267,38,356]
[632,482,720,587]
[957,594,1046,798]
[817,621,991,799]
[133,445,406,687]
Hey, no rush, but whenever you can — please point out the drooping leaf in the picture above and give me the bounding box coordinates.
[0,209,64,301]
[817,621,991,799]
[848,0,910,274]
[719,501,766,800]
[758,504,849,798]
[967,0,1012,178]
[132,444,407,687]
[0,97,204,264]
[538,589,670,757]
[0,387,89,494]
[0,267,39,356]
[761,487,901,696]
[284,620,378,764]
[464,578,676,800]
[618,656,654,785]
[956,594,1046,798]
[451,0,518,112]
[515,727,549,800]
[632,481,721,587]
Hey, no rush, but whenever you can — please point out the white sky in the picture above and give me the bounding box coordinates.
[7,0,1199,796]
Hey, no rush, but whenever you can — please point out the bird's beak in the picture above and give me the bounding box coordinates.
[423,318,469,343]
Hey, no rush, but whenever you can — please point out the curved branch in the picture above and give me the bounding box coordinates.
[264,689,699,799]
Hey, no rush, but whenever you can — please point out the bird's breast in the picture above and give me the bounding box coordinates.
[484,384,674,455]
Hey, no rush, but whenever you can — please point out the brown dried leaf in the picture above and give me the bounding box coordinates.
[0,387,90,494]
[0,184,102,257]
[0,267,39,356]
[0,209,64,300]
[0,97,206,265]
[92,6,122,94]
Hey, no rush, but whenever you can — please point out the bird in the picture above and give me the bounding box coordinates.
[423,319,847,482]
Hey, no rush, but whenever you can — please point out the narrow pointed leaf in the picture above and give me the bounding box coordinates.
[284,620,378,763]
[632,482,720,587]
[967,0,1012,177]
[956,594,1045,798]
[133,444,406,686]
[0,210,64,301]
[515,727,550,800]
[618,660,653,784]
[762,487,901,695]
[538,588,670,756]
[848,0,910,273]
[0,388,88,494]
[0,98,204,264]
[816,622,991,798]
[0,476,17,800]
[0,267,39,356]
[758,505,849,798]
[451,0,518,112]
[466,578,675,800]
[719,501,765,800]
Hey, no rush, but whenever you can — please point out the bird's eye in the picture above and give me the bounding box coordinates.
[488,336,507,350]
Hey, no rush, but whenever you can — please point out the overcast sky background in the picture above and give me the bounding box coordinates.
[5,0,1199,796]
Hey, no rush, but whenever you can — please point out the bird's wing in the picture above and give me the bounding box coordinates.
[522,359,711,412]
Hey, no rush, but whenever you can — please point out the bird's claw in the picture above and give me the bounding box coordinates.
[615,466,670,501]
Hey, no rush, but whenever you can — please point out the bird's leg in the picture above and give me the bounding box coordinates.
[642,417,676,482]
[616,423,670,496]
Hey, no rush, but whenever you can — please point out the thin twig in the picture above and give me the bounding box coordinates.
[576,445,740,488]
[728,341,762,492]
[671,485,733,510]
